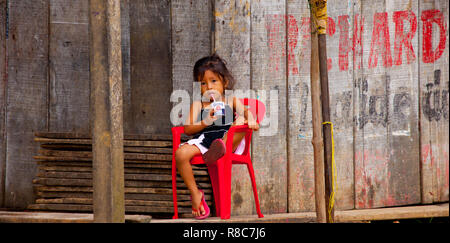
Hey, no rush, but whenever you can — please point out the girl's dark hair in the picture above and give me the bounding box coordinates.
[193,53,235,90]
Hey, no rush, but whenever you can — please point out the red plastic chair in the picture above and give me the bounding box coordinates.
[171,98,265,219]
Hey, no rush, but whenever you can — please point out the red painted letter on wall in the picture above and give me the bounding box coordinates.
[338,15,350,71]
[266,14,286,73]
[353,14,364,70]
[393,10,417,65]
[287,15,299,75]
[369,12,393,68]
[327,16,335,71]
[421,9,447,63]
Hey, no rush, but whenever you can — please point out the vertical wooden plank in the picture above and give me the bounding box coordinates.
[214,0,253,216]
[89,0,124,222]
[171,0,212,97]
[251,0,288,214]
[120,0,132,134]
[129,0,172,134]
[5,0,48,208]
[287,0,316,212]
[214,0,251,90]
[49,0,89,132]
[385,0,421,207]
[0,0,7,207]
[287,0,356,213]
[355,0,421,209]
[355,0,389,209]
[419,0,449,203]
[324,0,355,210]
[353,0,364,210]
[48,0,131,133]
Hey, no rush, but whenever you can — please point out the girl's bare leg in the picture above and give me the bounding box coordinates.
[223,116,247,152]
[222,131,246,152]
[175,144,205,217]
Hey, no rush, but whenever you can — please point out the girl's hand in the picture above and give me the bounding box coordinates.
[247,119,259,131]
[202,108,217,126]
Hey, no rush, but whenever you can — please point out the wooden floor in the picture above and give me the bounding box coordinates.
[0,203,447,223]
[153,203,449,223]
[0,210,152,223]
[0,203,449,223]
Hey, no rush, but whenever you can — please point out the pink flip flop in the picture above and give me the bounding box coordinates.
[191,189,210,220]
[202,139,226,165]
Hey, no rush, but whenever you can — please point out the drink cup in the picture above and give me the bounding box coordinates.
[211,101,225,116]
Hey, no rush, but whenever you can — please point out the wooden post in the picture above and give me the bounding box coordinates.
[89,0,125,223]
[319,32,334,223]
[311,0,334,223]
[309,1,326,223]
[310,0,334,223]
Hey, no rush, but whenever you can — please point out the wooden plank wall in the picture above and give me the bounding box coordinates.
[0,0,448,213]
[419,0,449,204]
[287,0,316,213]
[0,0,175,208]
[171,0,212,97]
[0,0,7,207]
[129,0,172,135]
[4,0,49,208]
[326,0,355,210]
[251,0,289,214]
[214,0,254,215]
[354,0,421,209]
[49,0,90,133]
[212,0,448,215]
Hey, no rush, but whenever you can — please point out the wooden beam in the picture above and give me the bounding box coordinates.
[89,0,124,223]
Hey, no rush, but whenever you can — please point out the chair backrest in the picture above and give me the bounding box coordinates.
[239,98,265,124]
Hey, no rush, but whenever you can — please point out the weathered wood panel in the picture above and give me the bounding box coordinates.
[354,0,421,208]
[352,0,366,210]
[214,0,251,91]
[129,0,172,134]
[0,0,7,207]
[170,0,212,99]
[251,0,288,214]
[49,0,89,133]
[46,0,132,133]
[287,0,316,212]
[384,0,421,207]
[324,0,356,210]
[419,0,449,203]
[120,0,132,134]
[214,0,254,216]
[5,0,49,208]
[0,0,447,212]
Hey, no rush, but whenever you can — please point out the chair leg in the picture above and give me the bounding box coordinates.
[217,158,232,219]
[247,163,264,218]
[172,162,178,219]
[207,164,221,217]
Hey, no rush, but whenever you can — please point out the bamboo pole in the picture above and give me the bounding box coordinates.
[89,0,125,223]
[309,0,326,223]
[310,0,334,223]
[319,34,335,223]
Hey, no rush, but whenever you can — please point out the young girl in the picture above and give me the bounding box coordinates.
[175,54,259,219]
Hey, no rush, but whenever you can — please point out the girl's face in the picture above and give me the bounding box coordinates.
[200,70,227,101]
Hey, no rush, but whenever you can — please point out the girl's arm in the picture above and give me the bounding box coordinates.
[183,101,217,135]
[233,97,259,131]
